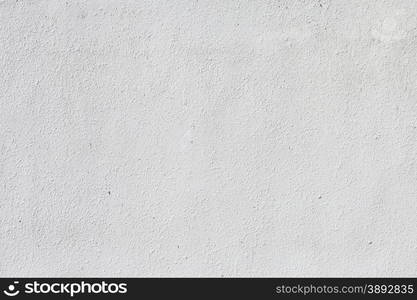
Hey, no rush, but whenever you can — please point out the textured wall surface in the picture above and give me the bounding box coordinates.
[1,0,417,277]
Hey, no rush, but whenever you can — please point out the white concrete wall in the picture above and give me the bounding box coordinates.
[1,0,417,277]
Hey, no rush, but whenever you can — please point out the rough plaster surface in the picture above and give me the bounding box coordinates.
[1,0,417,277]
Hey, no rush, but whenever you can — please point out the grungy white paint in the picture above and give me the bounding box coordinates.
[1,0,417,277]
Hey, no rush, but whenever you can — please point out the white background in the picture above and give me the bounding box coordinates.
[1,0,417,276]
